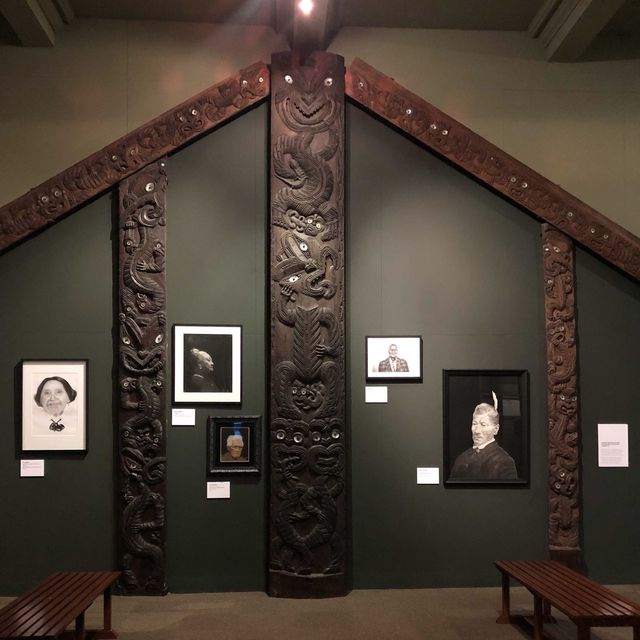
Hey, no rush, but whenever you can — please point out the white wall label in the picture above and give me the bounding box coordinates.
[172,408,196,426]
[365,386,388,403]
[598,423,629,467]
[20,459,45,477]
[417,467,439,484]
[207,481,230,499]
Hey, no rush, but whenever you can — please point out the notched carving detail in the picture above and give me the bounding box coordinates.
[117,161,168,596]
[542,225,580,553]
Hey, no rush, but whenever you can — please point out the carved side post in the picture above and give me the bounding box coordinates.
[542,224,582,571]
[268,51,349,598]
[116,160,168,595]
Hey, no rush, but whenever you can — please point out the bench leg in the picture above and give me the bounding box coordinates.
[533,595,544,640]
[75,611,85,640]
[103,587,112,631]
[496,571,512,623]
[576,623,590,640]
[634,625,639,640]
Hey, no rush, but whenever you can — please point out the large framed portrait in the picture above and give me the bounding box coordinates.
[173,324,241,404]
[443,370,529,486]
[366,336,422,383]
[207,415,260,475]
[21,360,88,452]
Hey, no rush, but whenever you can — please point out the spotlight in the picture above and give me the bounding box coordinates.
[298,0,313,16]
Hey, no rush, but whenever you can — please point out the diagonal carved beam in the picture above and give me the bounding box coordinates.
[541,224,581,571]
[346,58,640,283]
[0,61,269,254]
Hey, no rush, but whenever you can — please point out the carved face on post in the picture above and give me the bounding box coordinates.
[274,59,340,134]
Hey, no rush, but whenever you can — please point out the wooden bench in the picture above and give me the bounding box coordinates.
[495,560,640,640]
[0,571,120,640]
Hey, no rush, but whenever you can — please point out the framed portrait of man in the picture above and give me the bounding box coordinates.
[366,336,422,383]
[443,370,529,486]
[207,415,260,475]
[21,359,88,452]
[173,324,242,404]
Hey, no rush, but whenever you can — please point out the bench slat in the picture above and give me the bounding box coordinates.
[3,572,98,637]
[0,571,119,639]
[496,560,640,624]
[502,561,640,619]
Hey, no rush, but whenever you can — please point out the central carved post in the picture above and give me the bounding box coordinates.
[268,51,349,598]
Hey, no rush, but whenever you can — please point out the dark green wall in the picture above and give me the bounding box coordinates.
[1,100,638,596]
[347,105,548,587]
[577,249,640,583]
[0,195,115,594]
[165,104,267,592]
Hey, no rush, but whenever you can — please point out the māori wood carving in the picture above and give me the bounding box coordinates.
[542,224,581,570]
[346,57,640,283]
[269,51,349,598]
[117,160,168,595]
[0,62,268,255]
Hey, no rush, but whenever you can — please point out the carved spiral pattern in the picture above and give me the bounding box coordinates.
[346,58,640,282]
[542,225,580,551]
[116,161,168,595]
[269,52,347,597]
[0,62,268,253]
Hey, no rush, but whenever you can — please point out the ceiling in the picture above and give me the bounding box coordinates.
[1,0,639,60]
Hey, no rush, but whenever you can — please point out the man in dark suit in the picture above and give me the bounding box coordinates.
[450,402,517,480]
[378,344,409,373]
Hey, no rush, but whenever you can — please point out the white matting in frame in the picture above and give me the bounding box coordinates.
[173,324,242,404]
[366,336,423,382]
[21,360,87,452]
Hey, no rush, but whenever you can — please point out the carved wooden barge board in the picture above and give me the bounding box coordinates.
[346,58,640,283]
[116,160,168,595]
[0,61,269,254]
[269,51,349,598]
[542,224,582,569]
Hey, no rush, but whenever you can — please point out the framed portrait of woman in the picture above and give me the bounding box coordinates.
[21,359,88,452]
[173,324,242,404]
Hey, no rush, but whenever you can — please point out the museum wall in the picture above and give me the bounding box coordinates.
[1,20,639,235]
[576,249,640,584]
[0,72,638,596]
[0,193,115,594]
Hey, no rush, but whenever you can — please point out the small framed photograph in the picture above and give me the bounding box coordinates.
[207,415,261,474]
[21,360,88,452]
[443,370,529,486]
[366,336,422,383]
[173,324,241,404]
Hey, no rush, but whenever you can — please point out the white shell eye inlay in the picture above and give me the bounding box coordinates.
[285,74,293,84]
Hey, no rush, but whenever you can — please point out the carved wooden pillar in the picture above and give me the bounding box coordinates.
[541,223,582,570]
[268,51,349,598]
[116,160,168,595]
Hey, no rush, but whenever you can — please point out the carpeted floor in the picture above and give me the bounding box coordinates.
[2,585,639,639]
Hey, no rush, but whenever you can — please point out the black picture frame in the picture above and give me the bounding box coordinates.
[173,324,242,404]
[443,369,529,486]
[21,359,88,452]
[365,335,423,383]
[207,415,261,475]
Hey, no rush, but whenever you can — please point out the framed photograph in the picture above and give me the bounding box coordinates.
[366,336,422,383]
[173,324,241,404]
[21,360,88,452]
[207,415,260,474]
[443,370,529,486]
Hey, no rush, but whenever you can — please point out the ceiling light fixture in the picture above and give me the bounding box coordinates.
[298,0,314,16]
